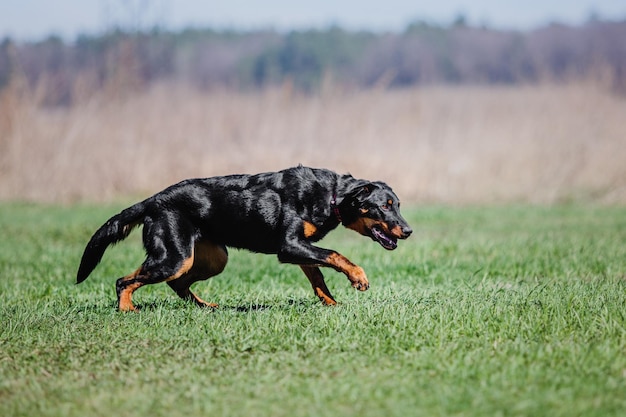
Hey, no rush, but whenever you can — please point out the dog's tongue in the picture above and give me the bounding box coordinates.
[372,227,397,250]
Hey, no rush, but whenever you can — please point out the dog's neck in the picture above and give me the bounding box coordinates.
[331,173,367,226]
[330,193,342,223]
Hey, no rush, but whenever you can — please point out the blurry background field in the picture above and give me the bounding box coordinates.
[1,11,626,204]
[2,82,626,204]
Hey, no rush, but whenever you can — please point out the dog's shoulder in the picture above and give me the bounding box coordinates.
[276,166,339,201]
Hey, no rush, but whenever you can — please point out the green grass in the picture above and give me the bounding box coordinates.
[1,203,625,417]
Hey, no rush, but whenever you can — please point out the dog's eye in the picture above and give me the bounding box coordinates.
[381,204,390,211]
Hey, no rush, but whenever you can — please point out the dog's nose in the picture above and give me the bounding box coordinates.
[402,226,413,238]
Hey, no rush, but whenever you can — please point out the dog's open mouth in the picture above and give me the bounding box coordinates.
[371,225,398,250]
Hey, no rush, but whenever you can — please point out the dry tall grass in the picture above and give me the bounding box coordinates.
[1,82,625,204]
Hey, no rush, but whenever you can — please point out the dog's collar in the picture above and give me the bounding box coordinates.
[331,194,342,223]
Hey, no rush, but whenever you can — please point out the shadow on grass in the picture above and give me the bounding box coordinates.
[229,298,311,312]
[71,297,314,313]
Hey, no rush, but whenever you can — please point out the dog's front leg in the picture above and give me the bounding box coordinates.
[323,252,369,291]
[300,265,337,305]
[278,241,369,292]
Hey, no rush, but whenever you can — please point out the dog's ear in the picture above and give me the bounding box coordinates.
[346,182,379,205]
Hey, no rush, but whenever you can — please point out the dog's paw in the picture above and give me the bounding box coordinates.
[349,267,369,291]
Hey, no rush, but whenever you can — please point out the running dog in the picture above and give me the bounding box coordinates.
[77,166,412,310]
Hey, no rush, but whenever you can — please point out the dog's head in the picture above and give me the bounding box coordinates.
[339,181,412,250]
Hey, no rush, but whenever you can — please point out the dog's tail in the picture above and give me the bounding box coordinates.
[76,201,147,284]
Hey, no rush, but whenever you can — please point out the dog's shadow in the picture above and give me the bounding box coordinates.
[92,297,312,313]
[232,303,272,312]
[70,297,313,314]
[230,298,310,312]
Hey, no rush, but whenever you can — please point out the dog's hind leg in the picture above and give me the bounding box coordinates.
[116,254,194,311]
[300,266,337,305]
[116,267,145,312]
[168,275,218,308]
[116,216,197,311]
[167,240,228,308]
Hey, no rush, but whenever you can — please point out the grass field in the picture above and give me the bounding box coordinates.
[1,203,625,416]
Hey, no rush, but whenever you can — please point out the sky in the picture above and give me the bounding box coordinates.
[2,0,626,41]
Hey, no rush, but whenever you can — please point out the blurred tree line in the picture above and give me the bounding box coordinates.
[1,18,625,106]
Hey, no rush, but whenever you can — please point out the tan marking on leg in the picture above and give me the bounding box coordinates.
[117,267,142,312]
[300,265,336,305]
[325,252,369,291]
[189,293,219,308]
[119,282,142,312]
[169,278,218,308]
[167,240,227,308]
[165,255,195,282]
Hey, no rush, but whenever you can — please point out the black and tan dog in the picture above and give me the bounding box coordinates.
[77,166,412,310]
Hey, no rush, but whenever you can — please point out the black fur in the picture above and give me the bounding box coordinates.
[77,166,412,310]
